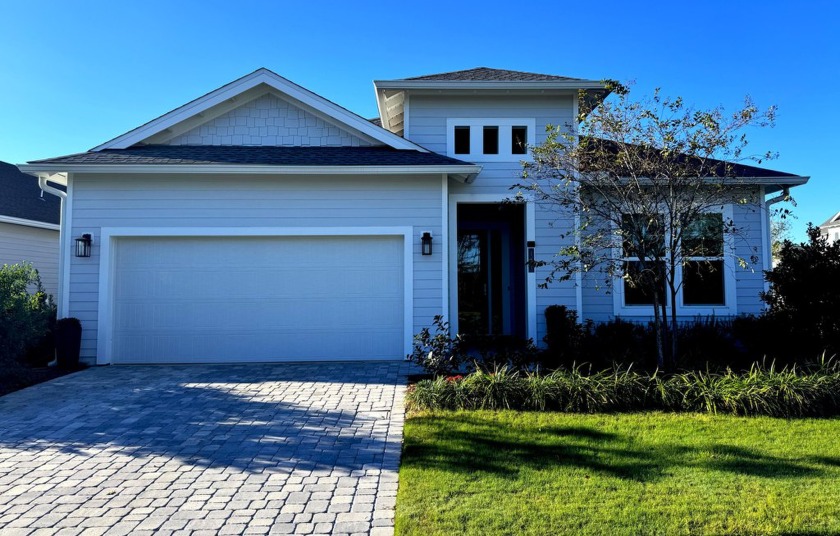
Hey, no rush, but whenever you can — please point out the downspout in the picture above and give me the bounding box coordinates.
[763,185,791,273]
[37,174,68,317]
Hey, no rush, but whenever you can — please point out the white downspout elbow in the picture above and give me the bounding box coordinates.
[38,175,67,200]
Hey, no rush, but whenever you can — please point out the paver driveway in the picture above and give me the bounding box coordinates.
[0,362,410,535]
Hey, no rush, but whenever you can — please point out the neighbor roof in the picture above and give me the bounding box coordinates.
[27,145,472,168]
[402,67,589,82]
[820,211,840,228]
[0,161,61,225]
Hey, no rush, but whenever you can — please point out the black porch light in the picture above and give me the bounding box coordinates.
[421,231,433,256]
[75,234,92,258]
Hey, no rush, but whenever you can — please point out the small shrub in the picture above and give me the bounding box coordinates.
[407,316,466,376]
[0,263,56,364]
[543,305,585,367]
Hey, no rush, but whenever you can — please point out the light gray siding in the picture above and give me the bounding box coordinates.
[408,93,579,342]
[165,94,374,147]
[67,173,445,364]
[0,222,59,298]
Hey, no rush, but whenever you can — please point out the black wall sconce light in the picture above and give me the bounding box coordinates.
[421,231,433,256]
[75,233,93,258]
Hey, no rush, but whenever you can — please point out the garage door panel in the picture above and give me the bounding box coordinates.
[111,235,405,363]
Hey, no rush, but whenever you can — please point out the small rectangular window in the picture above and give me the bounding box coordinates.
[454,126,470,154]
[512,126,528,155]
[683,260,725,305]
[483,126,499,155]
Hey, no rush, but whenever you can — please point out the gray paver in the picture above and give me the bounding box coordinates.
[0,362,410,535]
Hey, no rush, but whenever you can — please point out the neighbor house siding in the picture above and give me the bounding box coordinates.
[67,173,445,363]
[407,94,579,341]
[0,222,59,298]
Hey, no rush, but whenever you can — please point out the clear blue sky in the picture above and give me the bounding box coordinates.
[1,0,837,240]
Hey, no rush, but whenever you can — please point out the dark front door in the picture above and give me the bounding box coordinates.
[457,203,526,338]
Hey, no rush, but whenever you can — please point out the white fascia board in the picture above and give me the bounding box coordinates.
[373,80,606,90]
[0,214,60,231]
[18,163,482,177]
[93,69,427,153]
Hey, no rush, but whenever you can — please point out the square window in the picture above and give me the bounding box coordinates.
[683,214,724,256]
[454,126,470,154]
[621,214,665,259]
[512,126,528,155]
[683,260,725,305]
[483,126,499,155]
[623,261,666,306]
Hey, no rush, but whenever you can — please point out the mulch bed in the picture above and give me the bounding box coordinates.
[0,362,86,397]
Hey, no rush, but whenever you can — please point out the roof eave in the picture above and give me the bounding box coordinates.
[18,163,482,179]
[373,80,606,90]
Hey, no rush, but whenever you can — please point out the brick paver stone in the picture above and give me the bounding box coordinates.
[0,362,410,535]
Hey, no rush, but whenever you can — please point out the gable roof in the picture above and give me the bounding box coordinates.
[0,161,61,227]
[402,67,588,82]
[820,211,840,228]
[93,68,426,152]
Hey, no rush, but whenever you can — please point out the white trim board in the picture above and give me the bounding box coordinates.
[95,226,414,365]
[447,194,537,342]
[0,214,60,231]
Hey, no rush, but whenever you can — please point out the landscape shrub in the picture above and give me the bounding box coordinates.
[762,225,840,360]
[406,360,840,417]
[407,315,467,376]
[0,263,56,365]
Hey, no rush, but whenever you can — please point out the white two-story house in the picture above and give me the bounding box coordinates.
[19,67,808,365]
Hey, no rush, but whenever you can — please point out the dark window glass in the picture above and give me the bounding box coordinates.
[483,126,499,154]
[621,214,665,258]
[683,214,724,256]
[454,126,470,154]
[512,126,528,154]
[683,260,725,305]
[623,261,666,306]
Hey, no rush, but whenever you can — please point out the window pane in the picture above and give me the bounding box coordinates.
[483,126,499,154]
[454,126,470,154]
[623,261,666,306]
[683,214,723,256]
[512,126,528,154]
[621,214,665,258]
[683,260,725,305]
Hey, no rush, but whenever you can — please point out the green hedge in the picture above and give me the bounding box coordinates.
[406,361,840,417]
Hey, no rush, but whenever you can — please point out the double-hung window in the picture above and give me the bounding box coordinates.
[681,213,725,306]
[621,214,666,306]
[615,209,735,314]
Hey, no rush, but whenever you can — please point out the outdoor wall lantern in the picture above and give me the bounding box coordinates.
[421,231,433,256]
[75,234,92,258]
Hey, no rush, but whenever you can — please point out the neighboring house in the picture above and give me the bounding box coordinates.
[19,67,809,365]
[0,160,61,297]
[819,212,840,243]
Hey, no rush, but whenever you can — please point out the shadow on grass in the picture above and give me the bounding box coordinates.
[404,413,830,482]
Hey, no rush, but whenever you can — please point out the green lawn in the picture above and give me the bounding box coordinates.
[396,411,840,535]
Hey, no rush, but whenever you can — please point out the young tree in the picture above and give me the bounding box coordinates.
[516,83,778,369]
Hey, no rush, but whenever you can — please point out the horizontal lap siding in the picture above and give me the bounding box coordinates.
[0,222,60,298]
[68,173,445,363]
[409,94,578,342]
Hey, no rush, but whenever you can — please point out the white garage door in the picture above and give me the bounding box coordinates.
[110,235,405,363]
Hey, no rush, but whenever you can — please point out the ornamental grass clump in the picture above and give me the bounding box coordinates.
[406,358,840,417]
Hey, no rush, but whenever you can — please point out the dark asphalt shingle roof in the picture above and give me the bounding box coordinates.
[0,161,61,225]
[29,145,474,167]
[402,67,588,82]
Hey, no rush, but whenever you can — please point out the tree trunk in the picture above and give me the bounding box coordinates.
[652,291,665,370]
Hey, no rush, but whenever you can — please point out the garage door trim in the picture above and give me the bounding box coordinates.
[96,226,414,365]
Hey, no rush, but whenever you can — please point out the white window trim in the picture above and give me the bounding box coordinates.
[446,118,536,162]
[613,205,738,316]
[96,226,415,365]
